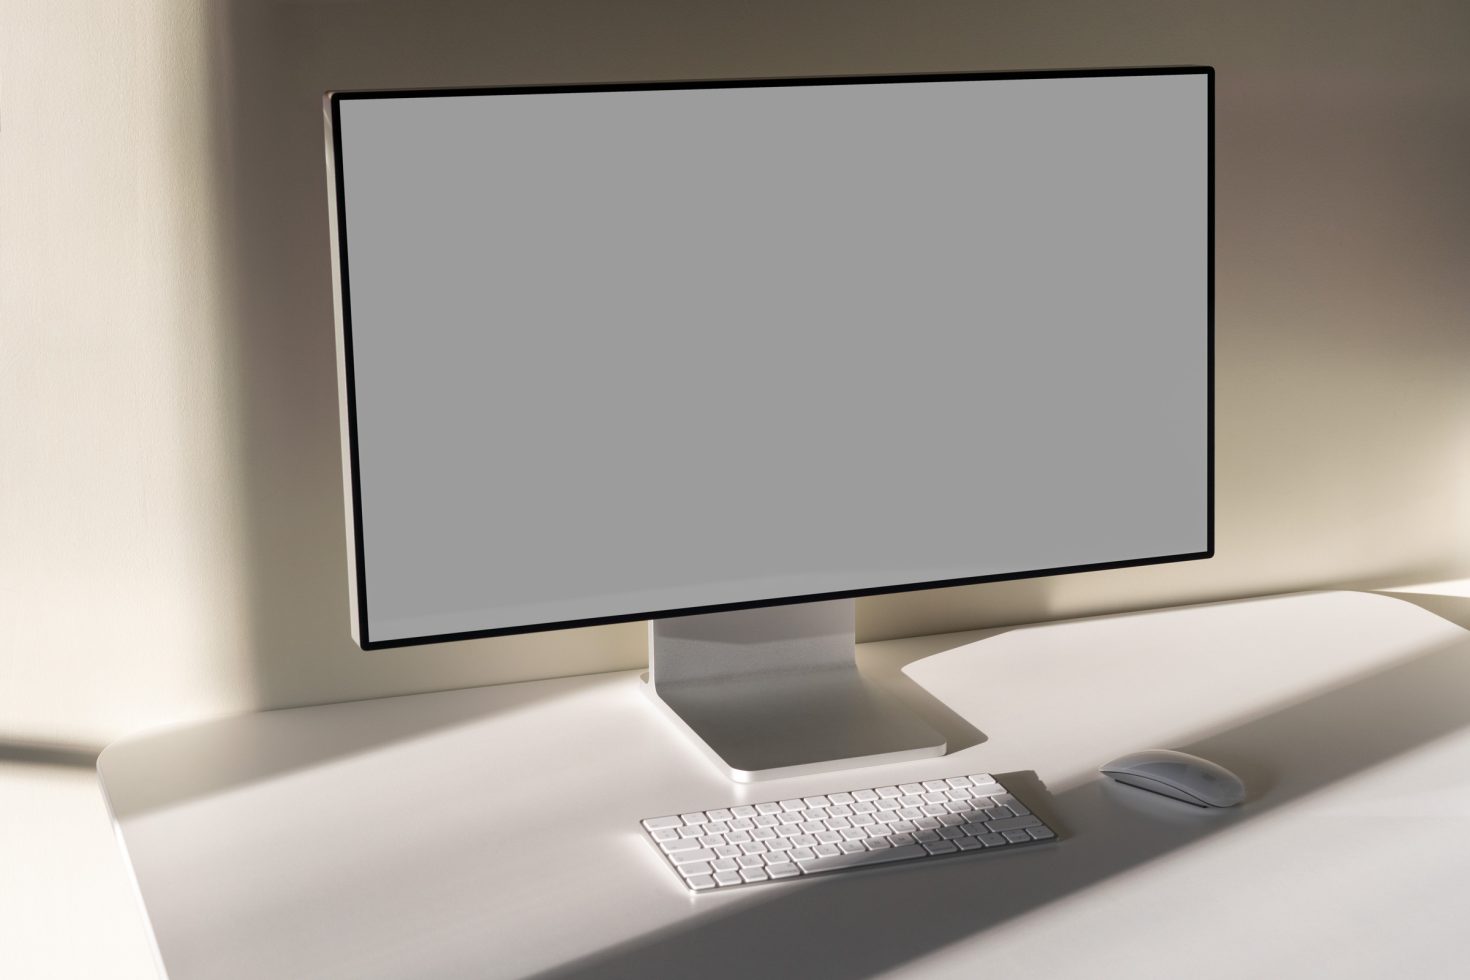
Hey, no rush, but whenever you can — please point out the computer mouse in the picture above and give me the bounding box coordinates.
[1099,749,1245,807]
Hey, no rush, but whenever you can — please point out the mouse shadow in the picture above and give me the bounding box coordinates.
[531,592,1470,980]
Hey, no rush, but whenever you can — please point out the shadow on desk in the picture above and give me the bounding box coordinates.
[536,593,1470,980]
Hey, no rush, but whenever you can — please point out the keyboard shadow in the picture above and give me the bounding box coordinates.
[534,621,1470,980]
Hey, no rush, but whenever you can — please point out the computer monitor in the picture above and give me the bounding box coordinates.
[324,66,1212,782]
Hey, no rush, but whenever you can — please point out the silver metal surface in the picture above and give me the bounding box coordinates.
[645,599,946,782]
[641,772,1057,890]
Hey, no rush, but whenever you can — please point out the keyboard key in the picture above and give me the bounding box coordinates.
[922,780,948,792]
[899,783,924,795]
[987,815,1041,833]
[737,854,764,869]
[1028,826,1056,841]
[711,858,738,872]
[814,843,841,857]
[678,861,712,877]
[651,828,679,842]
[798,843,926,874]
[643,816,682,831]
[755,802,782,815]
[976,832,1006,847]
[829,792,855,805]
[682,813,708,826]
[955,836,985,851]
[853,789,880,802]
[713,845,741,859]
[937,826,965,840]
[740,866,769,883]
[945,777,973,788]
[838,840,866,853]
[767,862,801,879]
[730,805,756,818]
[922,840,958,855]
[713,871,742,887]
[670,848,715,865]
[687,875,717,891]
[662,838,702,853]
[1003,829,1031,843]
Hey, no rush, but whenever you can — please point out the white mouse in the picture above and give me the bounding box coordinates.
[1099,749,1245,807]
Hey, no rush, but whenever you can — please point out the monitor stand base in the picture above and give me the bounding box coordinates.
[642,599,946,783]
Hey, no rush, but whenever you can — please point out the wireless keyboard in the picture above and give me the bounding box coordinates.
[641,771,1056,891]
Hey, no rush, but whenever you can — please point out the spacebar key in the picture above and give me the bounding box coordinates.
[796,844,927,875]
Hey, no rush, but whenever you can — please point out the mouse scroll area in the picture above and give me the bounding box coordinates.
[1106,771,1211,807]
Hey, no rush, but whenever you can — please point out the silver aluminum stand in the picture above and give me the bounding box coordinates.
[643,598,946,782]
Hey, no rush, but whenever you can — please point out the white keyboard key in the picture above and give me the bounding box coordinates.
[728,817,755,831]
[853,789,880,802]
[814,843,841,858]
[670,848,715,865]
[899,783,924,795]
[945,776,973,788]
[755,802,782,815]
[730,805,756,818]
[766,862,801,879]
[798,843,927,874]
[987,814,1041,833]
[753,814,778,828]
[678,861,712,877]
[976,832,1006,847]
[737,854,763,869]
[687,875,717,891]
[682,813,708,826]
[922,840,958,855]
[707,809,732,823]
[740,867,769,883]
[711,858,738,873]
[788,847,816,862]
[955,836,985,851]
[875,786,901,799]
[650,828,679,842]
[713,871,742,887]
[662,838,702,853]
[838,840,866,853]
[713,845,741,859]
[829,792,855,805]
[643,816,682,831]
[803,796,829,808]
[751,827,777,841]
[1003,829,1031,843]
[781,800,805,812]
[726,830,752,844]
[852,801,877,814]
[678,826,702,838]
[1028,826,1056,841]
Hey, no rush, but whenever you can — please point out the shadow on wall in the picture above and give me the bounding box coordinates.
[197,0,1077,714]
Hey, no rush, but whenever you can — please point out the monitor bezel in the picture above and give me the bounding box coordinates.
[326,65,1215,650]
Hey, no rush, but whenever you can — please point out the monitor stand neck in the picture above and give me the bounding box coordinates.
[643,599,946,782]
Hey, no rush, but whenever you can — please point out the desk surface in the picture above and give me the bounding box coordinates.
[99,590,1470,979]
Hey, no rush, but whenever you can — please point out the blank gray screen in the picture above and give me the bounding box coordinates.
[334,72,1209,643]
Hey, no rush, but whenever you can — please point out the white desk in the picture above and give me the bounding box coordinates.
[99,591,1470,979]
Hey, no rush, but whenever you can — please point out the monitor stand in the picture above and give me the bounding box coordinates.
[642,599,946,782]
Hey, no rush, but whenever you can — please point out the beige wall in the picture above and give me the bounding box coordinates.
[5,0,1470,752]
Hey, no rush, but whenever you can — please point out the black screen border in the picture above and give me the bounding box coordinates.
[326,65,1215,650]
